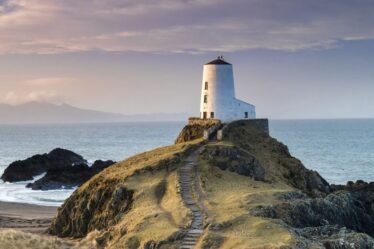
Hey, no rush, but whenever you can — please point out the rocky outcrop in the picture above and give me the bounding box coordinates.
[46,120,374,248]
[50,180,133,238]
[26,160,115,190]
[251,184,374,247]
[175,118,221,144]
[221,120,331,196]
[49,142,196,243]
[1,148,86,182]
[202,145,265,181]
[293,226,374,249]
[252,191,374,236]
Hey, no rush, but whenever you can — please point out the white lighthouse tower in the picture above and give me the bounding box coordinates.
[200,56,256,122]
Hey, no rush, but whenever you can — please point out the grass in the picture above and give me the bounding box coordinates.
[197,152,295,249]
[49,120,316,248]
[51,139,202,247]
[0,229,97,249]
[106,169,190,249]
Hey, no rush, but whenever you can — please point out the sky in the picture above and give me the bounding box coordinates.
[1,0,374,119]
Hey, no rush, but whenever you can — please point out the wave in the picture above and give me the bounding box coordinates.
[0,175,75,206]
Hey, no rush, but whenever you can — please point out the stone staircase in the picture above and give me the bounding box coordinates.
[179,151,204,249]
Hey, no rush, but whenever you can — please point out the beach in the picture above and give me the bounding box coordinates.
[0,201,56,233]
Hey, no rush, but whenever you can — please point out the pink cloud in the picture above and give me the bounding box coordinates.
[1,0,374,54]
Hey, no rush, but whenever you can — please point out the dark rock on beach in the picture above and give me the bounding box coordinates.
[26,160,116,190]
[1,148,86,182]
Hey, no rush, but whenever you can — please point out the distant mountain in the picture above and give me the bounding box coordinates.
[0,102,190,124]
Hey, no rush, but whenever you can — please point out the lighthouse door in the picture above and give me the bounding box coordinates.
[203,112,207,119]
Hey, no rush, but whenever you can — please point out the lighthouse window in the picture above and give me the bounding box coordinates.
[245,112,248,118]
[204,95,208,103]
[210,112,214,118]
[204,82,208,90]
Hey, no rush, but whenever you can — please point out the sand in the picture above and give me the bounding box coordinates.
[0,201,57,233]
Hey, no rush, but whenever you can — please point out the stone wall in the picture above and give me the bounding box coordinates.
[245,119,269,134]
[219,119,269,141]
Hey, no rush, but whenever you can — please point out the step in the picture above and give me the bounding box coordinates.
[182,239,198,242]
[191,222,203,227]
[181,243,196,247]
[185,234,201,238]
[181,243,197,247]
[185,234,201,239]
[184,237,199,240]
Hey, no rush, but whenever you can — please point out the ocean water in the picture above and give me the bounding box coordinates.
[270,119,374,185]
[0,119,373,206]
[0,122,185,206]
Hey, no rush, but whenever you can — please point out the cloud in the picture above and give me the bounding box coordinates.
[26,90,64,104]
[1,90,64,105]
[3,91,19,105]
[24,77,76,86]
[1,0,374,54]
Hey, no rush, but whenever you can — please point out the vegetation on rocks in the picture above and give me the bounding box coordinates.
[221,120,331,196]
[175,118,221,144]
[49,141,201,248]
[48,120,374,249]
[0,229,97,249]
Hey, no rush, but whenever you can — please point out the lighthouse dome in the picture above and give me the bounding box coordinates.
[205,56,232,65]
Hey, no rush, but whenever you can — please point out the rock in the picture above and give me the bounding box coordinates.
[1,148,86,182]
[274,191,307,201]
[321,231,374,249]
[251,185,374,237]
[91,160,115,171]
[49,183,133,238]
[220,120,331,196]
[202,145,266,181]
[143,241,157,249]
[175,118,221,144]
[292,226,374,249]
[26,160,115,190]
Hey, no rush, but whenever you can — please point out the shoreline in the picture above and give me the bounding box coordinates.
[0,201,57,233]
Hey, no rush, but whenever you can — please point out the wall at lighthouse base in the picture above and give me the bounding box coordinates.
[221,119,269,138]
[201,98,256,122]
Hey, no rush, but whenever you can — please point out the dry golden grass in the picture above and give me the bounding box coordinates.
[0,229,97,249]
[197,153,295,249]
[106,169,190,249]
[80,141,200,193]
[51,139,202,247]
[51,121,316,248]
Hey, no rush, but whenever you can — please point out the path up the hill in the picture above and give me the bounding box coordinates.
[179,149,204,249]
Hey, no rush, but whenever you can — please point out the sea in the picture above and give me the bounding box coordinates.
[0,119,373,206]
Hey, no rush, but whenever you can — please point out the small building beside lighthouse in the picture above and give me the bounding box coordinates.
[200,56,256,122]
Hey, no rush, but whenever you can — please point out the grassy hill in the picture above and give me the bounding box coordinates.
[47,120,374,249]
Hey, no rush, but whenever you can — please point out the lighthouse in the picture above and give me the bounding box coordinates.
[200,56,256,122]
